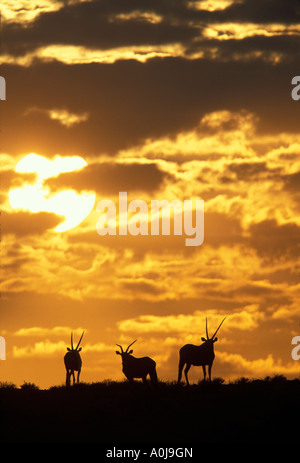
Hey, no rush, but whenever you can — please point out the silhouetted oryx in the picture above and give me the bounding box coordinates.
[178,317,226,385]
[64,331,84,386]
[116,340,158,384]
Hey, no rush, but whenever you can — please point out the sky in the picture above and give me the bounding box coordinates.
[1,0,300,388]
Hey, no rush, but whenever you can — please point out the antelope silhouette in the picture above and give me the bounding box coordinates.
[64,331,84,386]
[178,317,226,385]
[116,340,158,384]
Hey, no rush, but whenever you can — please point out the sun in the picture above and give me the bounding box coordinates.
[9,153,96,232]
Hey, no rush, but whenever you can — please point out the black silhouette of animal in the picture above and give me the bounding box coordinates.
[116,340,158,384]
[64,331,84,386]
[178,317,226,385]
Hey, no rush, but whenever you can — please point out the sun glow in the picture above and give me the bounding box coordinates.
[9,153,95,232]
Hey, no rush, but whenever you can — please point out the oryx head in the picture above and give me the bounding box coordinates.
[67,331,84,353]
[116,340,137,361]
[201,317,226,344]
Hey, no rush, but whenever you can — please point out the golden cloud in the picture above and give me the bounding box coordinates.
[14,326,85,337]
[1,0,62,23]
[203,23,300,41]
[13,341,66,358]
[0,44,186,67]
[117,307,262,336]
[25,108,89,127]
[12,341,112,358]
[217,352,300,379]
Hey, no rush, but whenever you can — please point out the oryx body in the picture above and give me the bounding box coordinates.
[64,331,84,386]
[178,317,226,385]
[116,340,158,384]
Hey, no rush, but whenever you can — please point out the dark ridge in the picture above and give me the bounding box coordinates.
[0,376,299,443]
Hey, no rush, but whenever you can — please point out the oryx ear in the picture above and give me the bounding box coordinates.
[128,349,133,354]
[201,337,206,342]
[78,347,82,352]
[116,351,121,355]
[67,347,71,351]
[213,337,218,343]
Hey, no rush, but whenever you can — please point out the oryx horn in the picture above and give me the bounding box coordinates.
[76,331,85,350]
[125,339,137,353]
[211,316,227,340]
[116,344,124,353]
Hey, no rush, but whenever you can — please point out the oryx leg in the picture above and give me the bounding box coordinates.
[77,369,81,383]
[71,370,75,385]
[178,358,185,384]
[208,363,212,381]
[184,363,191,386]
[202,365,206,381]
[66,370,71,387]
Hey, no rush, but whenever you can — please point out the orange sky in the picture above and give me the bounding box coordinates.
[1,0,300,388]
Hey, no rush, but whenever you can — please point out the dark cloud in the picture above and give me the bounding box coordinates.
[204,212,244,247]
[187,34,300,63]
[45,161,172,194]
[206,0,300,25]
[206,282,283,300]
[2,54,300,157]
[1,0,300,157]
[282,171,300,210]
[2,0,198,57]
[2,211,64,236]
[248,219,300,260]
[226,162,282,182]
[283,171,300,192]
[3,0,300,63]
[252,266,300,285]
[1,169,37,192]
[120,280,164,296]
[65,210,243,259]
[4,0,300,57]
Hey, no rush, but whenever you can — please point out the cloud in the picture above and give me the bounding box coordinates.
[12,340,112,358]
[2,0,197,59]
[2,210,64,236]
[216,352,300,379]
[1,0,62,24]
[25,107,89,127]
[283,171,300,192]
[207,0,300,24]
[45,161,172,194]
[226,161,281,182]
[124,110,257,162]
[248,219,300,260]
[13,341,66,358]
[1,168,37,192]
[2,50,300,158]
[10,325,113,358]
[120,279,166,297]
[14,326,85,337]
[3,0,300,63]
[204,212,244,247]
[117,308,261,336]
